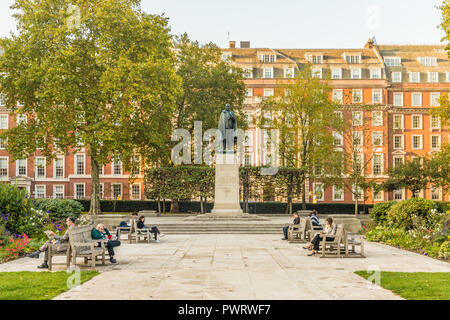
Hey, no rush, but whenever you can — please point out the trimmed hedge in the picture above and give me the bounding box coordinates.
[76,200,373,215]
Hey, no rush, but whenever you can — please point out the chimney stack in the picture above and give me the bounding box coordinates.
[229,41,236,49]
[240,41,251,48]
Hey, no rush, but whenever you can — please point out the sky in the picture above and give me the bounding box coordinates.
[0,0,446,48]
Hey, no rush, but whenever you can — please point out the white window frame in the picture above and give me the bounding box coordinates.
[393,134,404,149]
[35,185,46,199]
[131,183,141,200]
[391,72,402,83]
[412,93,422,107]
[428,72,438,83]
[430,115,441,129]
[284,67,294,78]
[313,183,324,201]
[372,89,382,104]
[243,67,253,79]
[332,185,344,201]
[352,111,363,126]
[372,111,383,126]
[373,190,384,202]
[372,153,383,176]
[418,56,437,67]
[370,68,381,79]
[53,185,65,199]
[113,159,122,175]
[353,131,363,147]
[352,185,364,201]
[0,114,8,130]
[54,156,65,178]
[352,90,363,103]
[431,135,441,150]
[333,132,343,147]
[430,93,440,107]
[35,157,46,179]
[372,131,383,147]
[331,68,342,79]
[430,186,442,201]
[264,88,274,97]
[409,72,420,83]
[74,183,85,200]
[412,135,423,150]
[0,93,5,106]
[411,114,423,129]
[333,89,343,103]
[74,154,85,175]
[111,183,123,200]
[393,155,404,168]
[263,67,274,79]
[222,52,232,62]
[16,159,27,176]
[393,93,403,107]
[246,88,253,97]
[0,138,6,150]
[393,188,405,201]
[351,68,362,79]
[99,183,104,200]
[312,68,322,79]
[384,57,401,67]
[393,114,404,129]
[0,157,8,178]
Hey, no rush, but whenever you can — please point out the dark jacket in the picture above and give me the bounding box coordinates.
[293,217,300,225]
[137,220,146,229]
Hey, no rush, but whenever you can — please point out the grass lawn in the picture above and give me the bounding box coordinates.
[0,271,99,300]
[355,271,450,300]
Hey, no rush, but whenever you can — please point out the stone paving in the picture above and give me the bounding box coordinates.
[1,234,448,300]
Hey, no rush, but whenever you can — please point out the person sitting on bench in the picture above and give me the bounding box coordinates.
[310,210,322,229]
[282,212,300,240]
[92,224,121,264]
[303,217,337,256]
[137,216,164,243]
[116,212,138,239]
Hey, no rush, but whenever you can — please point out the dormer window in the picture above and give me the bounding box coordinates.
[344,53,361,64]
[260,54,276,63]
[418,57,437,67]
[384,57,401,67]
[305,54,323,64]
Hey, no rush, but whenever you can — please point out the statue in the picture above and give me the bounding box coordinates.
[218,104,237,153]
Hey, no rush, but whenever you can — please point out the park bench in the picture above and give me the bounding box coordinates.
[68,225,108,269]
[288,218,306,242]
[128,218,151,244]
[344,232,365,258]
[48,242,71,271]
[305,218,324,242]
[317,224,346,258]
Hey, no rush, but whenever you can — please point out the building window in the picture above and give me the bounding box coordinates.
[373,154,383,176]
[352,111,363,126]
[431,135,441,149]
[393,188,404,200]
[333,132,343,147]
[412,135,423,149]
[131,184,141,200]
[112,184,122,200]
[352,185,364,201]
[393,114,404,129]
[393,135,404,149]
[333,89,343,103]
[263,68,273,79]
[284,67,294,78]
[17,159,27,176]
[346,55,360,64]
[353,131,363,146]
[331,68,342,79]
[54,157,64,178]
[372,90,382,104]
[393,93,403,107]
[113,160,122,175]
[75,154,85,175]
[372,111,383,126]
[0,138,6,150]
[35,157,46,179]
[391,72,402,83]
[313,183,324,201]
[418,57,437,67]
[243,67,253,79]
[244,153,253,166]
[54,185,64,199]
[99,183,104,200]
[411,114,422,129]
[385,57,401,66]
[0,115,8,129]
[430,93,440,107]
[431,186,441,200]
[409,72,420,83]
[393,156,404,168]
[412,93,422,107]
[447,72,450,82]
[351,68,361,79]
[372,132,383,147]
[352,90,363,103]
[264,89,274,97]
[370,68,381,79]
[312,68,322,78]
[311,55,323,64]
[373,190,383,201]
[35,185,45,199]
[246,88,253,97]
[75,184,85,199]
[332,185,344,201]
[0,158,8,177]
[431,115,441,129]
[428,72,438,83]
[16,114,27,125]
[0,93,5,106]
[222,52,232,62]
[261,54,276,63]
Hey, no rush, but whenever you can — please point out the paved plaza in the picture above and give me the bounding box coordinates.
[1,234,448,300]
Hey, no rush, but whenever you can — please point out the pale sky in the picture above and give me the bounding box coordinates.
[0,0,446,48]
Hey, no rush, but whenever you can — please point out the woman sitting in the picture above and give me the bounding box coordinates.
[303,217,337,256]
[137,216,164,243]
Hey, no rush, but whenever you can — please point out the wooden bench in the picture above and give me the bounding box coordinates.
[317,224,346,258]
[288,218,306,242]
[345,232,365,258]
[68,226,108,269]
[305,218,324,242]
[48,242,71,271]
[128,218,151,244]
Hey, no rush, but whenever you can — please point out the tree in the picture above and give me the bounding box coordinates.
[257,65,344,209]
[384,158,430,198]
[428,144,450,193]
[0,0,181,215]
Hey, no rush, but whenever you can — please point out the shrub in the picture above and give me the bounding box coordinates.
[439,241,450,260]
[0,184,43,238]
[387,198,439,230]
[370,201,396,224]
[33,199,83,221]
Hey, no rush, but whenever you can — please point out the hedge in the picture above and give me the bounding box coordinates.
[76,200,373,215]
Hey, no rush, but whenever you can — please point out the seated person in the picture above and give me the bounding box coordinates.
[311,210,322,229]
[115,212,138,238]
[92,224,121,264]
[136,216,164,243]
[282,212,300,240]
[27,217,77,269]
[303,217,337,256]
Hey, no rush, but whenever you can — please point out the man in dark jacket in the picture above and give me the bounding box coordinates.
[92,224,121,264]
[282,212,300,240]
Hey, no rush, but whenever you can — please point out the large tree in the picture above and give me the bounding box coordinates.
[0,0,181,214]
[257,65,344,209]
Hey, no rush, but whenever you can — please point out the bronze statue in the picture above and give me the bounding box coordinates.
[218,104,237,153]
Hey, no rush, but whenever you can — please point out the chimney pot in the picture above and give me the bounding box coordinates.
[229,41,236,49]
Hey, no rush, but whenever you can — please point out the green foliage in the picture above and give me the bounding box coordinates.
[0,271,99,300]
[0,184,43,238]
[370,201,396,224]
[384,159,430,195]
[439,240,450,259]
[355,271,450,300]
[387,198,440,230]
[32,199,83,221]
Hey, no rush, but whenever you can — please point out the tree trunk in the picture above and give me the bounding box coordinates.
[89,157,101,216]
[354,197,358,216]
[157,197,161,214]
[163,199,166,214]
[200,197,204,214]
[171,199,180,213]
[301,181,307,210]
